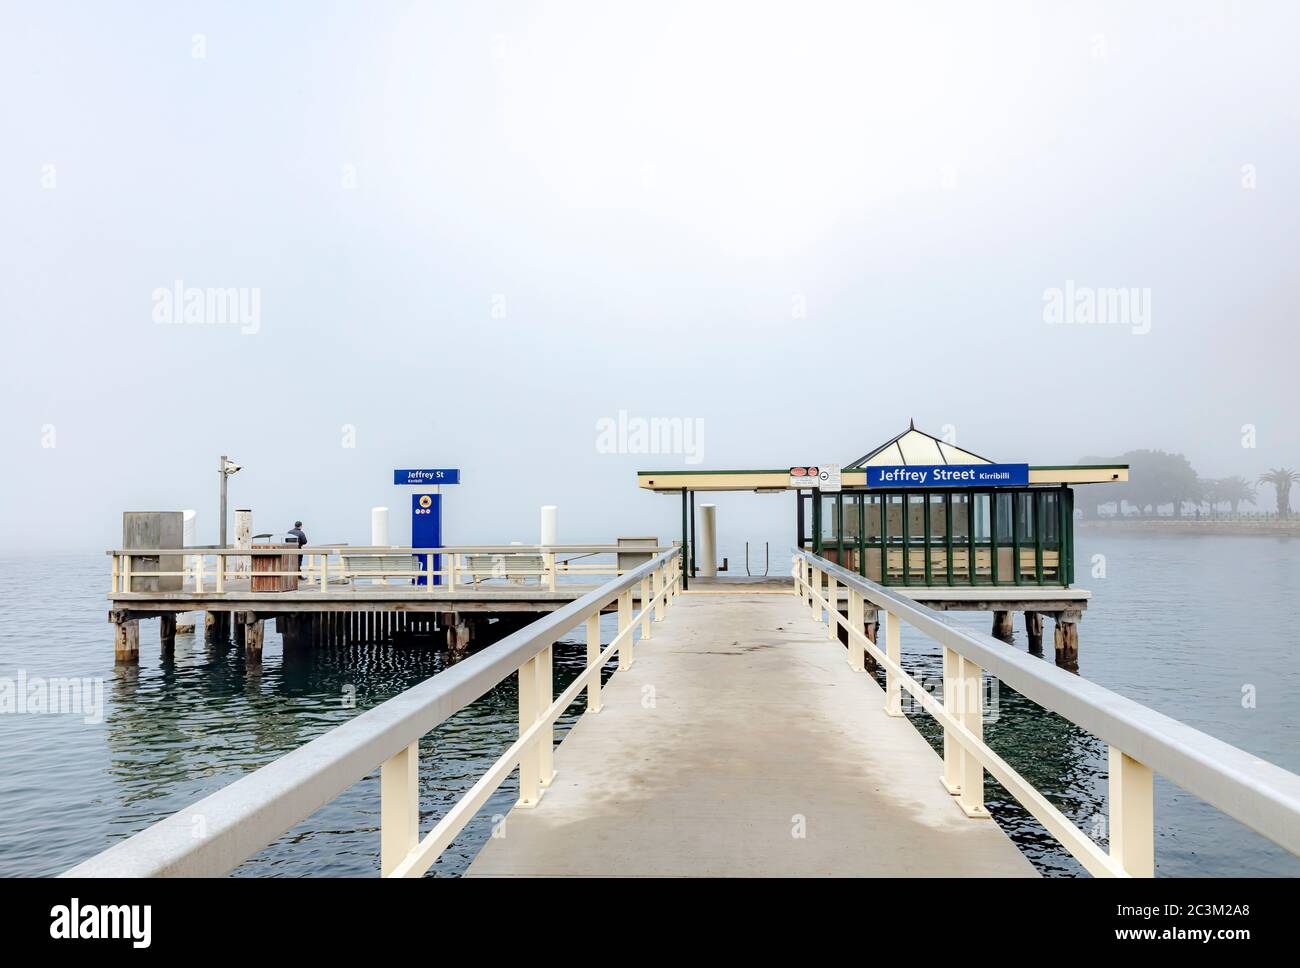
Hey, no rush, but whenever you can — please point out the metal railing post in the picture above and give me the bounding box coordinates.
[517,656,541,808]
[653,567,665,622]
[319,552,328,592]
[585,613,602,713]
[847,588,865,671]
[426,553,435,593]
[941,645,962,795]
[618,589,634,669]
[215,553,225,593]
[826,575,838,639]
[380,740,419,876]
[883,609,902,717]
[538,644,555,787]
[640,576,652,640]
[1108,747,1154,876]
[956,656,990,818]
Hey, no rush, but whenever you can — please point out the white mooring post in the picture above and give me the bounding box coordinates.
[540,505,558,591]
[699,503,717,578]
[371,506,390,546]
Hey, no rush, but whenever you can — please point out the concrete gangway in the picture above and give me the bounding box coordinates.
[65,548,1300,879]
[467,591,1034,876]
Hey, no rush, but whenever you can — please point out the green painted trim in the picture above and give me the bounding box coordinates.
[945,493,954,587]
[880,494,890,587]
[1034,490,1045,585]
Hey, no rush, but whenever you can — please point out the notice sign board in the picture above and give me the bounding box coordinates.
[790,465,841,491]
[393,468,460,486]
[865,464,1029,488]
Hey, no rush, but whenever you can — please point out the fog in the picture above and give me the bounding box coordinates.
[2,1,1297,552]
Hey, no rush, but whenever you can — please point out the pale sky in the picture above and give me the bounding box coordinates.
[2,1,1297,552]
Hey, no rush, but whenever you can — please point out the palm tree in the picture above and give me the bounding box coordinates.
[1258,468,1300,517]
[1216,476,1257,514]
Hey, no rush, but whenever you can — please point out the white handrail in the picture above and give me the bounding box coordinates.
[108,544,673,594]
[793,548,1300,876]
[67,548,683,877]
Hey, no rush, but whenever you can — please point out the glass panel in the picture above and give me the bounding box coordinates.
[821,495,838,544]
[951,493,971,582]
[842,496,863,542]
[1042,492,1060,546]
[1019,491,1035,542]
[864,495,882,542]
[907,494,925,543]
[995,492,1013,544]
[972,492,993,580]
[929,494,946,539]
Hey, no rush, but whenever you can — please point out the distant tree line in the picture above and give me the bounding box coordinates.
[1077,449,1299,518]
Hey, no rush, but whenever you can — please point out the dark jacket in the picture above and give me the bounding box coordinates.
[288,527,308,548]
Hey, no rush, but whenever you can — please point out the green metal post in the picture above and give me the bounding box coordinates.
[967,493,977,585]
[880,493,889,586]
[680,487,689,591]
[812,488,822,555]
[1011,490,1022,586]
[836,492,844,565]
[902,493,911,586]
[990,490,1000,585]
[945,492,954,586]
[1034,489,1044,585]
[923,494,932,586]
[857,493,866,577]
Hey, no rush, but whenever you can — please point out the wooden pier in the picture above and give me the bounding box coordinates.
[67,546,1300,880]
[107,544,665,662]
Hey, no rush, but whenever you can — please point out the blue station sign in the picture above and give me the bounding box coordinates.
[393,468,460,486]
[866,463,1030,488]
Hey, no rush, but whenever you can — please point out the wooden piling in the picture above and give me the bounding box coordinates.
[1025,611,1044,654]
[245,619,264,662]
[1054,611,1081,670]
[114,618,140,662]
[159,613,177,656]
[992,610,1014,642]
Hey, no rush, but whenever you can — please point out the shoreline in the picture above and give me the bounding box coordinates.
[1081,519,1300,537]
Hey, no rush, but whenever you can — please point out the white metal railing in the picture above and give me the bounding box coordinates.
[107,544,673,596]
[793,548,1300,877]
[68,548,682,878]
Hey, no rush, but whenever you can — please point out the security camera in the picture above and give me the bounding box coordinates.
[223,460,242,475]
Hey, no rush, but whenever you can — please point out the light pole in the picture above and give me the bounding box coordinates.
[219,455,242,547]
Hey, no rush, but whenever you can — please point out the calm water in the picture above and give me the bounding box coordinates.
[1,531,1297,877]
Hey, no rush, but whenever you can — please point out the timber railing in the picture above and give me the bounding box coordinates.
[68,548,682,877]
[107,544,673,595]
[794,548,1300,877]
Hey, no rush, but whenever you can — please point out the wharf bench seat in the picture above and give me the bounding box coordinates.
[342,554,421,583]
[462,553,546,585]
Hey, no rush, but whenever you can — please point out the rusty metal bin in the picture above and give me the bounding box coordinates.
[251,544,299,592]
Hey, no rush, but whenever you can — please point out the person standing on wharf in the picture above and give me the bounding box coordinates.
[288,521,308,577]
